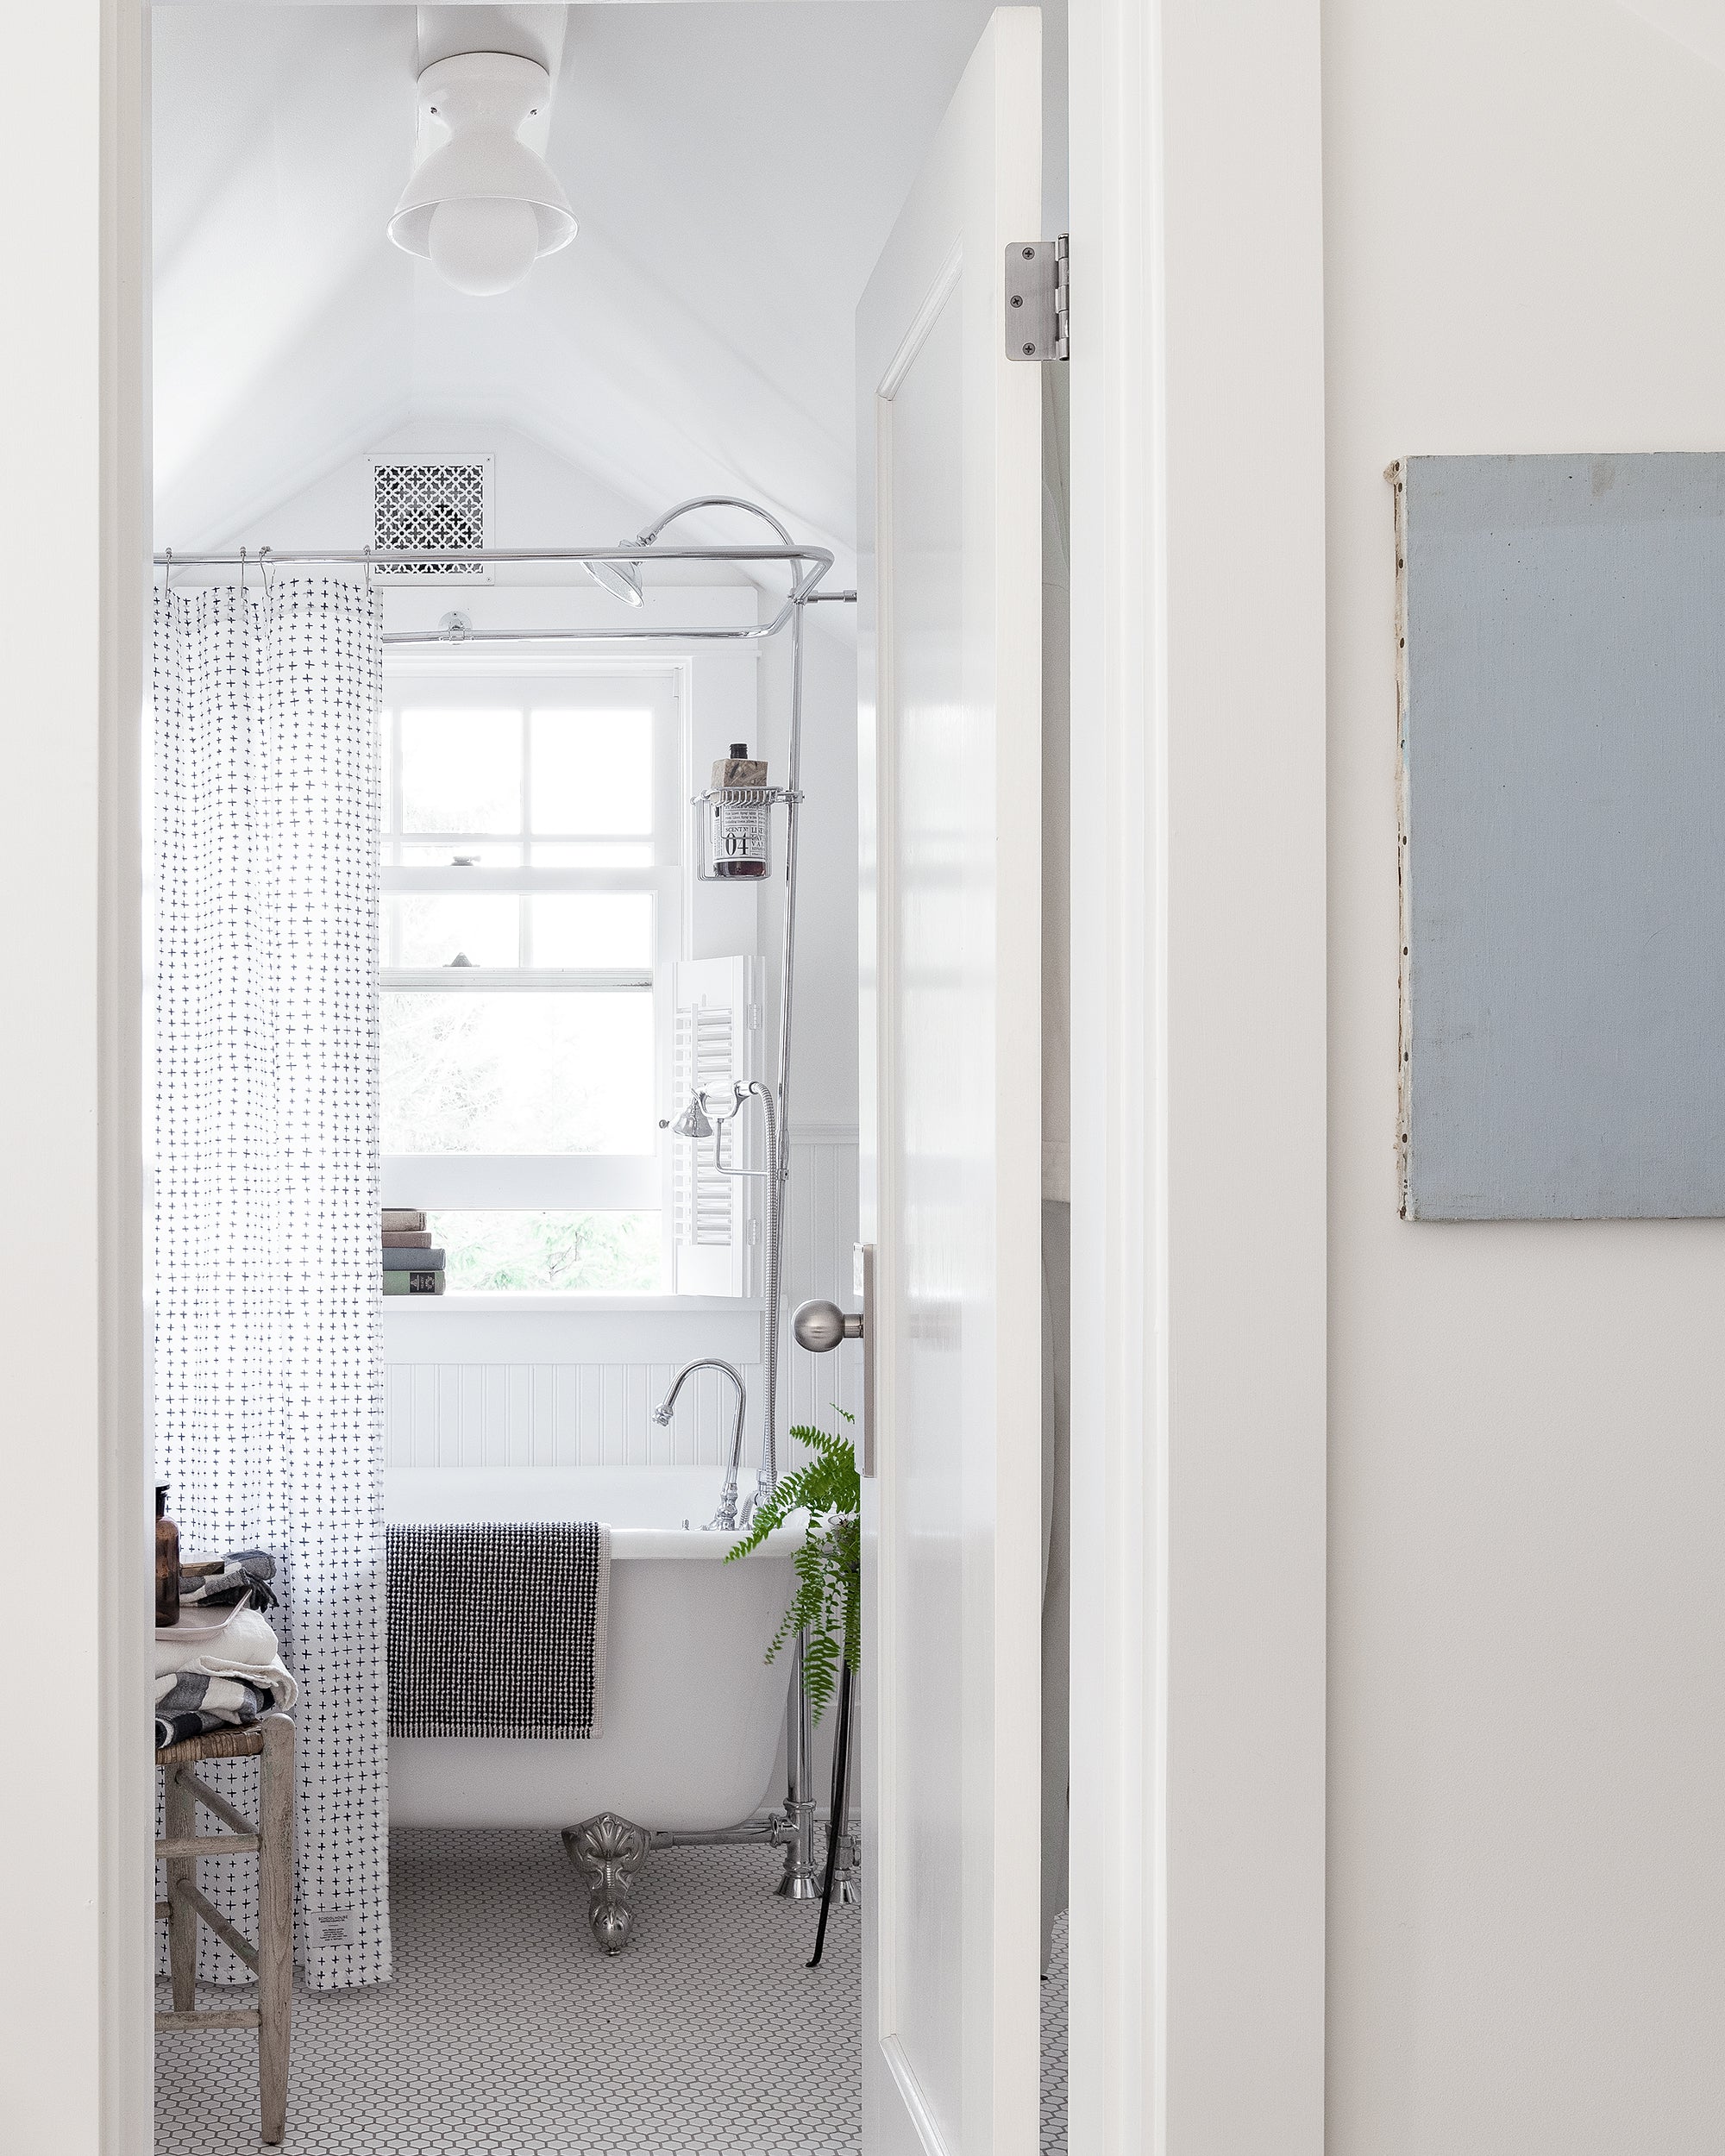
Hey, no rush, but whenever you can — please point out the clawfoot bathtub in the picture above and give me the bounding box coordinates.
[386,1466,801,1950]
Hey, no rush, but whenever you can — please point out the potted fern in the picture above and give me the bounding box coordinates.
[726,1410,860,1964]
[724,1411,860,1721]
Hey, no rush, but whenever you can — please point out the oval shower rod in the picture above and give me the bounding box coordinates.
[153,537,837,646]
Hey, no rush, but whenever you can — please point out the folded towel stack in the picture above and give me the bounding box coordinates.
[384,1206,446,1296]
[155,1551,298,1748]
[180,1549,278,1611]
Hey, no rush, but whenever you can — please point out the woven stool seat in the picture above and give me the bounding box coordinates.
[156,1722,267,1767]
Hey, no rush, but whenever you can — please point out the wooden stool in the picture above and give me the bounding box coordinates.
[155,1710,294,2146]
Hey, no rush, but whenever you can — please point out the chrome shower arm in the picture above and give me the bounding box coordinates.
[633,496,802,613]
[637,496,795,548]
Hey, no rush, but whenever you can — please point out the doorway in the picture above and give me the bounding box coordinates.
[3,3,1332,2153]
[143,3,1071,2152]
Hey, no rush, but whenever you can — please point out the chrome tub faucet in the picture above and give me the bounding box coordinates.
[652,1358,754,1532]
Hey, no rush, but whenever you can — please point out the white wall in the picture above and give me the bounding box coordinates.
[1326,4,1725,2148]
[216,415,737,587]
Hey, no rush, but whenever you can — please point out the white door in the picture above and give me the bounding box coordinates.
[856,11,1044,2153]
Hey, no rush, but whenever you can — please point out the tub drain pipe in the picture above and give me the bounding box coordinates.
[643,1814,797,1853]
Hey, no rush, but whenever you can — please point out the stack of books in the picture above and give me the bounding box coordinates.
[382,1208,446,1296]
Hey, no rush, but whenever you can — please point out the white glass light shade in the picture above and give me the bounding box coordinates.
[388,53,576,297]
[429,197,540,298]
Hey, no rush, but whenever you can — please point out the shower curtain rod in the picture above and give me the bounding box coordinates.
[152,540,839,647]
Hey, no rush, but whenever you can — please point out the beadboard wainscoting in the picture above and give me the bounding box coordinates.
[382,1131,861,1473]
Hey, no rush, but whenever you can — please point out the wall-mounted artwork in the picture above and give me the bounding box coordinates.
[1396,451,1725,1219]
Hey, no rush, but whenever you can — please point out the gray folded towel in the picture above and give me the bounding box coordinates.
[181,1549,277,1610]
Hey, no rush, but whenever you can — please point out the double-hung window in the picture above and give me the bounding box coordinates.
[379,660,681,1291]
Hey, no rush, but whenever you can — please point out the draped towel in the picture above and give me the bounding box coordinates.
[386,1521,611,1739]
[154,576,391,1989]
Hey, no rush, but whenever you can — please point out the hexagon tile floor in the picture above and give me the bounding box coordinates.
[1041,1913,1069,2156]
[154,1828,1070,2155]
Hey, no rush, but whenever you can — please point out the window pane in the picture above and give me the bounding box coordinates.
[529,840,654,868]
[427,1209,662,1292]
[400,707,522,833]
[386,893,519,968]
[528,894,653,968]
[382,991,656,1153]
[530,708,652,836]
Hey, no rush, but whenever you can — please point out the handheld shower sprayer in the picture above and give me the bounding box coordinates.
[659,1083,774,1181]
[662,1091,715,1142]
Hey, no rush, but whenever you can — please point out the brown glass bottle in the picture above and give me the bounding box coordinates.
[155,1481,180,1628]
[710,742,768,879]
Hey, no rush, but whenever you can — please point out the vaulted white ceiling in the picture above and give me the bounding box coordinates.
[153,1,1016,585]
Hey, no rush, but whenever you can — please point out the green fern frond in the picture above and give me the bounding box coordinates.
[726,1408,860,1721]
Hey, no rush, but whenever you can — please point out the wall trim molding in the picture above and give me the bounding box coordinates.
[1068,2,1327,2151]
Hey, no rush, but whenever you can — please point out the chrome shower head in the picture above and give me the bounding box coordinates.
[584,548,644,606]
[651,1402,674,1426]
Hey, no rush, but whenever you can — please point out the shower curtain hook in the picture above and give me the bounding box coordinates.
[260,544,276,601]
[160,545,172,597]
[237,543,248,605]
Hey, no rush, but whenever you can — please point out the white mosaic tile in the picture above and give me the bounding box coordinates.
[154,1828,1070,2155]
[155,1831,859,2154]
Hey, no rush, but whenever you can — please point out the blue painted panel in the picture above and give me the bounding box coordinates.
[1400,452,1725,1219]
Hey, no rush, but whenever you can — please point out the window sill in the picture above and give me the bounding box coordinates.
[382,1292,762,1315]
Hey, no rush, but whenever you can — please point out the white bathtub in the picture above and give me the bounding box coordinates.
[386,1466,800,1832]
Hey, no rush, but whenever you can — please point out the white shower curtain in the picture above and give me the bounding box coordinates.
[154,576,391,1989]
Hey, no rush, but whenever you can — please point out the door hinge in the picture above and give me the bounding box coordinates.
[1005,235,1069,362]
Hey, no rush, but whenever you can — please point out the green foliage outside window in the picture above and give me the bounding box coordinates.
[427,1209,661,1293]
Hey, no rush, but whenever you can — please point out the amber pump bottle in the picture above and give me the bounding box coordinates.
[710,742,768,879]
[155,1481,180,1628]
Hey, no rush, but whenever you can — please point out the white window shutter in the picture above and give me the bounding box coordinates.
[669,956,766,1297]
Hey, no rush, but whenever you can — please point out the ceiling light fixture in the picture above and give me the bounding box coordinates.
[387,52,575,298]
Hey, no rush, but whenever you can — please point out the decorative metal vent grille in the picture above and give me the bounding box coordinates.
[370,458,494,583]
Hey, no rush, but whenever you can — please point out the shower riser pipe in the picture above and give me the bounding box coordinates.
[770,598,821,1900]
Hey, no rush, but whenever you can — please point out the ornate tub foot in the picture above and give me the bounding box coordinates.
[561,1813,649,1953]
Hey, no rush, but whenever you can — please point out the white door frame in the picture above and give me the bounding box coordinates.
[0,0,154,2147]
[13,1,1328,2149]
[1065,2,1327,2153]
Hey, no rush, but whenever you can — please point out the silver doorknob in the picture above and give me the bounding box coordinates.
[793,1299,864,1353]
